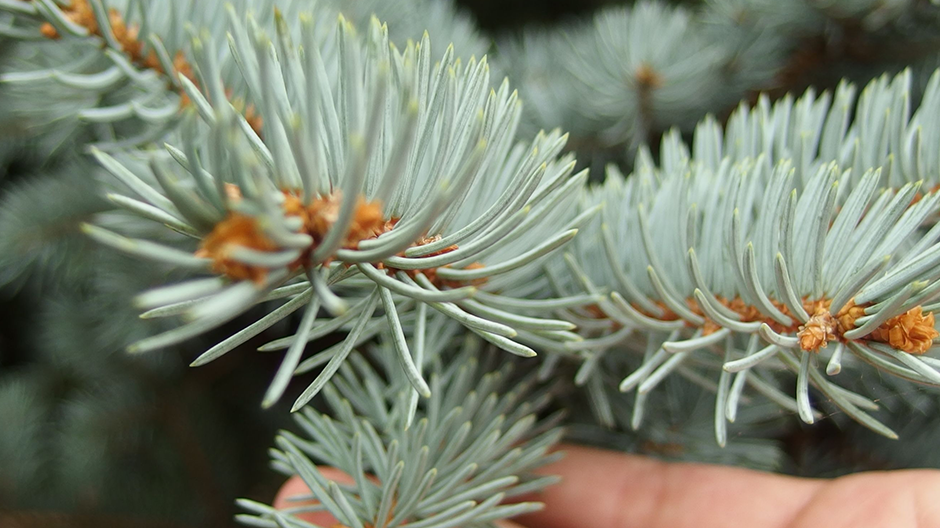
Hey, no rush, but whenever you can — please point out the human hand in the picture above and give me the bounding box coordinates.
[275,444,940,528]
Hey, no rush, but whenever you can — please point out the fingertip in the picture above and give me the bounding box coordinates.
[273,467,355,525]
[517,444,820,528]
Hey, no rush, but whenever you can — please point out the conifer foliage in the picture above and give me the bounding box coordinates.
[3,0,940,525]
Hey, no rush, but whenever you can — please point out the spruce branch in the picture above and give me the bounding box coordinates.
[0,0,335,147]
[494,0,940,168]
[77,9,588,411]
[238,339,562,528]
[554,69,940,441]
[495,1,776,161]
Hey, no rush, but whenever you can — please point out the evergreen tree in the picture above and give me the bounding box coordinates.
[2,0,940,525]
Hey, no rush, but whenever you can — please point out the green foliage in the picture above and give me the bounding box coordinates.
[498,0,940,163]
[0,260,244,521]
[0,159,108,288]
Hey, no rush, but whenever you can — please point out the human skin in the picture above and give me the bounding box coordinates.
[274,444,940,528]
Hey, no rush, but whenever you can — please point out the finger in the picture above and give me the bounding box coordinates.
[786,469,940,528]
[273,468,354,525]
[516,444,823,528]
